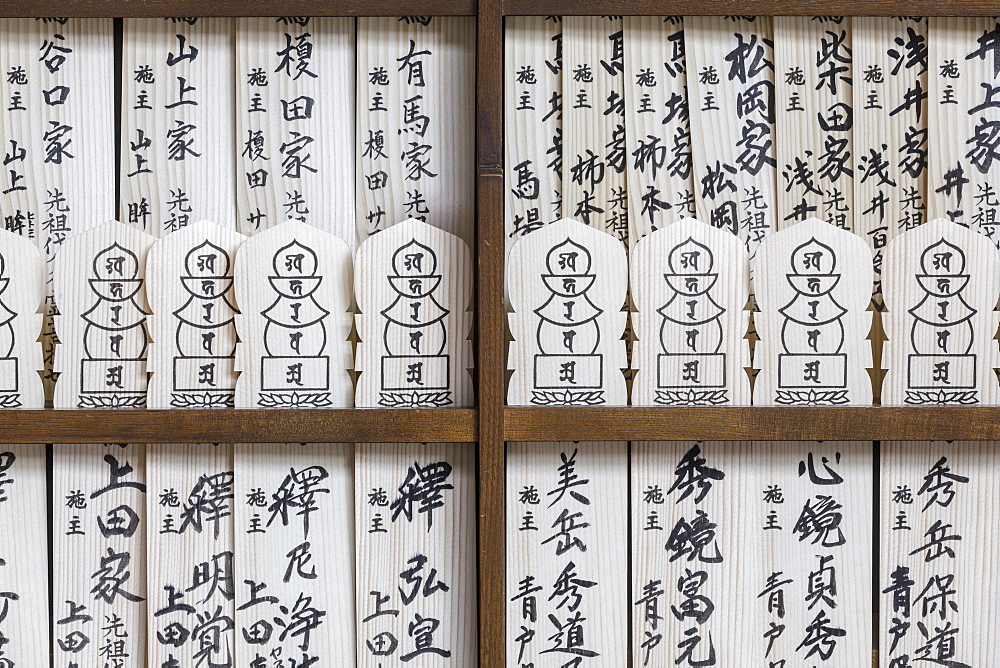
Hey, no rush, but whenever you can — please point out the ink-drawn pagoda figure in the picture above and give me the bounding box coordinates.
[631,218,751,406]
[754,218,873,406]
[507,218,627,406]
[777,238,851,403]
[534,238,605,401]
[906,239,977,403]
[0,263,19,406]
[260,239,333,406]
[48,222,153,410]
[656,238,726,403]
[172,240,239,405]
[882,218,1000,406]
[78,243,150,407]
[0,230,44,409]
[379,239,452,406]
[234,219,353,410]
[146,220,245,409]
[355,218,474,408]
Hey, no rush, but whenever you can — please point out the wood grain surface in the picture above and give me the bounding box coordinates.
[0,1,477,17]
[504,406,1000,441]
[0,409,477,442]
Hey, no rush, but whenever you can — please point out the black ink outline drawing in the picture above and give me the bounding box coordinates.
[905,238,978,405]
[379,238,453,407]
[774,237,850,405]
[78,243,150,408]
[654,236,729,406]
[0,253,20,408]
[531,237,605,405]
[170,240,238,408]
[257,239,332,408]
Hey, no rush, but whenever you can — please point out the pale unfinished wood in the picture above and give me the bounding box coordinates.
[882,217,1000,405]
[757,440,872,666]
[235,17,356,247]
[928,17,1000,239]
[146,219,246,409]
[120,18,236,236]
[853,17,929,299]
[0,18,115,397]
[52,219,157,409]
[562,16,628,245]
[630,217,751,406]
[753,218,874,405]
[0,444,48,668]
[355,17,476,247]
[685,16,777,260]
[234,218,354,409]
[880,441,999,667]
[147,442,235,667]
[774,17,855,232]
[623,16,695,242]
[504,16,564,287]
[506,441,627,667]
[631,441,762,664]
[355,218,473,408]
[52,443,147,667]
[507,218,628,406]
[0,230,44,409]
[355,442,476,667]
[234,442,356,664]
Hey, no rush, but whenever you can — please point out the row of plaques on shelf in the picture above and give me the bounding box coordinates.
[0,217,472,409]
[508,217,1000,407]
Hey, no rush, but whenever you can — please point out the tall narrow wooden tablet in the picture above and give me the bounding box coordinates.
[234,219,354,409]
[507,218,628,406]
[853,17,929,299]
[623,16,695,241]
[685,16,777,260]
[882,218,1000,405]
[630,218,751,406]
[756,440,873,666]
[121,18,236,236]
[562,16,627,245]
[53,443,147,668]
[235,17,355,245]
[147,442,235,667]
[880,441,999,666]
[507,441,627,667]
[0,18,114,394]
[146,220,245,409]
[632,441,762,664]
[504,16,563,273]
[52,219,157,409]
[355,218,473,409]
[355,442,476,666]
[235,442,355,665]
[356,17,476,247]
[774,17,855,232]
[753,218,874,406]
[928,17,1000,238]
[0,444,48,667]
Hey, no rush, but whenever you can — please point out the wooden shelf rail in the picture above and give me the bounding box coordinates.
[0,408,478,443]
[0,1,478,17]
[500,0,997,16]
[504,406,1000,441]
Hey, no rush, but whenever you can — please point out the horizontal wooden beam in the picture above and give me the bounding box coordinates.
[504,407,1000,441]
[2,1,477,17]
[502,1,999,16]
[0,409,477,443]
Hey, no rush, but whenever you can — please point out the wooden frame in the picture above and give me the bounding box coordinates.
[3,2,1000,667]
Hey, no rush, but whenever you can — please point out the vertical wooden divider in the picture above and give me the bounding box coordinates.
[477,1,506,667]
